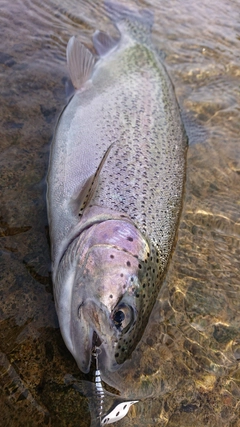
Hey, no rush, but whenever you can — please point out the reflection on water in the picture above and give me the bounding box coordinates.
[0,0,239,426]
[65,349,139,426]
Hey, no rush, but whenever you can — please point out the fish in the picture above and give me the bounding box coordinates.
[47,1,187,375]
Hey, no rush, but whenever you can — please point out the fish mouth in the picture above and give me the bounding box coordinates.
[70,298,119,374]
[92,330,102,347]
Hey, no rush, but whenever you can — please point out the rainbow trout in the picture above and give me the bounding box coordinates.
[47,2,187,374]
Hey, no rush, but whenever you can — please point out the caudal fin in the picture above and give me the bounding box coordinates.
[93,30,119,57]
[66,36,95,90]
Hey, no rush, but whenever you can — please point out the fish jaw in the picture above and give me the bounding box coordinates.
[70,298,120,374]
[55,261,121,374]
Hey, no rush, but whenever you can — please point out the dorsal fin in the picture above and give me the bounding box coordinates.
[93,30,118,57]
[66,36,95,90]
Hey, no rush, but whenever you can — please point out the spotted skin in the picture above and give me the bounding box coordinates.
[47,3,187,373]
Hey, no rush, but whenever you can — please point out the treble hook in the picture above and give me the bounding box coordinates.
[92,346,104,420]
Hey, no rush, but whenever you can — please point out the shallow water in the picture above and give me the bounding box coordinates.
[0,0,240,426]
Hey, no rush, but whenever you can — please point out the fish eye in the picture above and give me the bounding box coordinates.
[112,303,134,332]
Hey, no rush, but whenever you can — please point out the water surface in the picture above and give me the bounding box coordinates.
[0,0,240,426]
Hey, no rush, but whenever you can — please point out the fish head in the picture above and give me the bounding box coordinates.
[60,219,161,374]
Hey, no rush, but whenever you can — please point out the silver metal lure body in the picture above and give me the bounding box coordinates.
[47,2,187,374]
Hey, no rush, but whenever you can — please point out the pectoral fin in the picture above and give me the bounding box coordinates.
[70,143,114,217]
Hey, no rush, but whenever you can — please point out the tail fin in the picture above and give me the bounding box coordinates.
[104,1,154,43]
[66,36,95,90]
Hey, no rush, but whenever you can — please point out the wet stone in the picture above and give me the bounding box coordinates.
[40,105,57,123]
[0,52,16,67]
[213,324,239,344]
[180,402,199,413]
[3,121,24,130]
